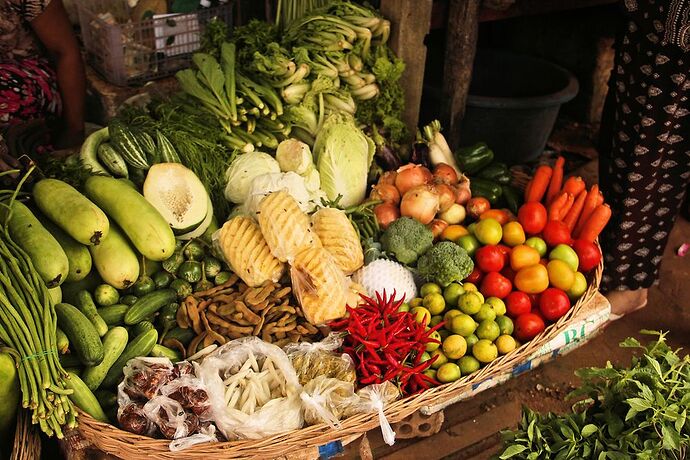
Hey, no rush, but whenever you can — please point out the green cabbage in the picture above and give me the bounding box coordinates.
[313,114,375,207]
[224,151,280,203]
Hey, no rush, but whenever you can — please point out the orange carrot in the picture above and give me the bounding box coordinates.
[562,176,586,197]
[526,165,553,203]
[563,189,587,231]
[524,181,533,202]
[596,191,604,206]
[574,184,600,237]
[548,191,568,221]
[546,157,565,204]
[579,204,612,243]
[558,193,575,221]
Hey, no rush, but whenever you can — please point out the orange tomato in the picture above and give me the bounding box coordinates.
[480,209,511,225]
[510,245,541,271]
[441,224,469,242]
[546,260,575,291]
[502,221,526,247]
[514,264,549,294]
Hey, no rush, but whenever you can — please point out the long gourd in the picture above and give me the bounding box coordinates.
[84,176,176,261]
[89,222,140,290]
[0,352,20,435]
[38,216,92,282]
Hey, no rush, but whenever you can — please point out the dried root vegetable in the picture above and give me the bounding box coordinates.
[222,351,286,417]
[176,276,320,357]
[311,207,364,275]
[216,216,285,287]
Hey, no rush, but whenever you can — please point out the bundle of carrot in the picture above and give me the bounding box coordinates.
[524,156,611,243]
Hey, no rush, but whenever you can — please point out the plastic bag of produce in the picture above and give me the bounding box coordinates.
[121,357,177,400]
[284,332,356,386]
[300,375,357,428]
[344,382,400,446]
[197,336,304,440]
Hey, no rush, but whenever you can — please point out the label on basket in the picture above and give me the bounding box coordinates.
[318,440,344,459]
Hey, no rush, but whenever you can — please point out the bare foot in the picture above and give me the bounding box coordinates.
[606,289,648,321]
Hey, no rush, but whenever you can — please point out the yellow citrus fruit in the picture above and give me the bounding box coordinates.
[409,297,424,308]
[441,224,470,242]
[450,313,477,337]
[458,291,483,315]
[463,282,478,292]
[420,282,442,297]
[547,259,576,291]
[423,369,437,380]
[426,330,442,352]
[458,356,481,375]
[436,363,462,383]
[475,303,497,322]
[474,218,503,245]
[410,307,431,327]
[430,349,448,369]
[443,309,462,327]
[495,315,514,335]
[495,335,517,355]
[465,333,479,349]
[423,293,446,315]
[442,334,468,360]
[485,297,507,316]
[473,339,498,363]
[476,320,501,341]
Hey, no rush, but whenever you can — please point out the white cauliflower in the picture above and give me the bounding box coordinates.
[351,259,417,304]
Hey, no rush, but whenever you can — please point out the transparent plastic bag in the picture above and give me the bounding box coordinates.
[117,388,157,436]
[301,375,357,428]
[121,356,175,400]
[285,333,356,386]
[143,395,199,440]
[197,336,304,440]
[345,382,401,446]
[159,374,212,417]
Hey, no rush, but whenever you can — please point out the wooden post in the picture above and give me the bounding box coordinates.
[442,0,480,150]
[379,0,433,134]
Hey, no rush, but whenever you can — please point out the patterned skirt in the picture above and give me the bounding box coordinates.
[599,0,690,291]
[0,57,61,128]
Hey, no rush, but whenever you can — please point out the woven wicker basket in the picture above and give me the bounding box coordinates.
[11,410,41,460]
[77,254,602,459]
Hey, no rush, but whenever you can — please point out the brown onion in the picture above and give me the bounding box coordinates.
[433,163,459,185]
[395,164,433,195]
[400,185,439,225]
[455,174,471,205]
[434,183,457,212]
[374,202,400,229]
[378,170,397,186]
[428,219,449,239]
[370,184,401,205]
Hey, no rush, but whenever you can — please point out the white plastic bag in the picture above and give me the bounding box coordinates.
[301,376,357,428]
[197,336,304,440]
[285,333,356,386]
[346,382,401,446]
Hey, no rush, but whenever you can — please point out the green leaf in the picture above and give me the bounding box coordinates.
[620,337,641,348]
[627,398,652,413]
[675,410,686,432]
[661,424,681,450]
[606,451,629,460]
[499,445,528,459]
[581,424,598,438]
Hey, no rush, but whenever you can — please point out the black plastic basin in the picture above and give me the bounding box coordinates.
[458,49,579,164]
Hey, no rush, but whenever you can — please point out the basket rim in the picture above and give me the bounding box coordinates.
[77,244,603,459]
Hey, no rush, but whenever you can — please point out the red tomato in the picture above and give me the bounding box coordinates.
[475,245,506,272]
[480,272,512,299]
[506,291,531,317]
[572,239,602,272]
[542,220,572,248]
[465,266,483,284]
[515,313,546,342]
[539,288,571,321]
[501,265,517,284]
[527,293,541,306]
[496,244,512,258]
[518,202,547,235]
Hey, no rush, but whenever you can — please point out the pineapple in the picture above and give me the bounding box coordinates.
[311,207,363,275]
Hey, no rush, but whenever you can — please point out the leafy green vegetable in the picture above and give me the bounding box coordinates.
[416,241,474,287]
[223,151,280,204]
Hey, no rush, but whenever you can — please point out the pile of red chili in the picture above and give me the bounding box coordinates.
[329,290,442,395]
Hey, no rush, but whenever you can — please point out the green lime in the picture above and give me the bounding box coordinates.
[398,302,411,313]
[430,349,448,369]
[458,291,483,315]
[473,339,498,363]
[495,316,514,335]
[438,329,452,340]
[496,335,517,355]
[426,330,442,352]
[443,283,465,307]
[442,335,467,360]
[436,363,462,383]
[409,297,424,308]
[420,282,442,297]
[410,307,431,327]
[423,293,446,315]
[465,333,479,349]
[423,369,437,381]
[430,315,444,327]
[476,320,501,341]
[457,234,480,257]
[443,309,462,328]
[458,356,481,375]
[450,314,477,337]
[419,352,432,363]
[475,304,497,322]
[485,297,507,316]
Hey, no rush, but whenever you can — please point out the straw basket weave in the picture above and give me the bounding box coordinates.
[77,256,602,459]
[11,410,41,460]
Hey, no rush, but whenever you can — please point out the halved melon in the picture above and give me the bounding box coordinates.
[143,163,209,234]
[177,196,215,240]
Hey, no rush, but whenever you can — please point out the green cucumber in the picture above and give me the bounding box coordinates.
[76,290,109,337]
[97,143,129,178]
[120,295,138,306]
[55,303,104,366]
[94,284,119,306]
[79,127,110,175]
[101,329,158,389]
[477,162,510,182]
[94,390,118,410]
[59,353,83,369]
[137,131,158,164]
[39,217,92,283]
[0,200,69,287]
[108,119,149,170]
[81,327,128,390]
[124,289,176,325]
[84,176,176,262]
[132,320,155,337]
[156,131,181,163]
[456,142,494,175]
[65,372,108,422]
[163,327,195,346]
[151,344,182,362]
[470,178,503,205]
[33,179,110,246]
[97,304,129,326]
[89,222,140,290]
[56,327,69,354]
[0,352,20,435]
[48,285,63,305]
[61,270,102,306]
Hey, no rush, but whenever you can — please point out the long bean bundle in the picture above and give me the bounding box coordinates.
[0,169,77,437]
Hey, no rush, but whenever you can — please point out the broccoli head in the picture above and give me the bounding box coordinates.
[416,241,474,287]
[380,217,433,265]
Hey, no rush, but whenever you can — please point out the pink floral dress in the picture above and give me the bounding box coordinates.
[0,0,61,128]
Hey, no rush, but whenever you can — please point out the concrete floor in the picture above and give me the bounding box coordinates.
[350,216,690,460]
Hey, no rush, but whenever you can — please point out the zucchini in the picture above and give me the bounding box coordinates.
[33,179,110,246]
[108,119,149,170]
[84,176,176,262]
[101,329,158,389]
[55,303,104,366]
[156,131,181,163]
[0,352,20,435]
[0,200,69,287]
[89,222,140,290]
[151,344,182,362]
[97,304,129,326]
[39,217,92,283]
[79,127,110,175]
[97,143,129,178]
[124,289,177,325]
[56,327,69,354]
[76,291,109,337]
[64,372,108,422]
[81,327,128,390]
